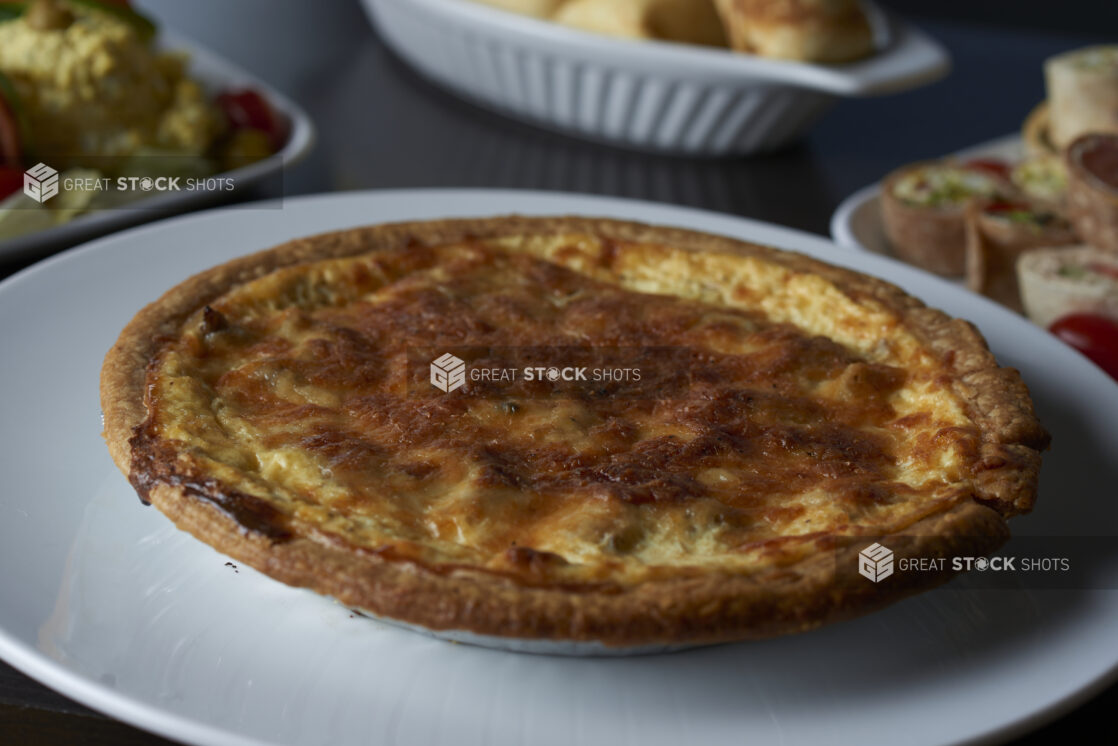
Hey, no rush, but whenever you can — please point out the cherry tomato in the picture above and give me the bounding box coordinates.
[963,158,1012,180]
[216,89,288,151]
[1049,313,1118,381]
[0,166,21,200]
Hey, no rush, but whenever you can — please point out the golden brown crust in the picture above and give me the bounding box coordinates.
[101,216,1048,646]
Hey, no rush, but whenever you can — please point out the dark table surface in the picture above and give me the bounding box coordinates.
[2,4,1117,744]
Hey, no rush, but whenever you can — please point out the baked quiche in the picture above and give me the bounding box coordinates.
[101,217,1049,648]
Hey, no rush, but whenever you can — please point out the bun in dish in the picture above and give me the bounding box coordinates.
[712,0,874,63]
[553,0,727,46]
[471,0,874,62]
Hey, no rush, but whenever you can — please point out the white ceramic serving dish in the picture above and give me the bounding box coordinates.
[360,0,950,156]
[1,189,1117,745]
[0,31,316,265]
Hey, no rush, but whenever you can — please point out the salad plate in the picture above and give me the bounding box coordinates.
[0,28,315,264]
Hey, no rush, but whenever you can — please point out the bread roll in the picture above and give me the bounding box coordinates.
[712,0,874,63]
[472,0,564,18]
[553,0,727,46]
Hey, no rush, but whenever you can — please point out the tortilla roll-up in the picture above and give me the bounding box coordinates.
[1023,101,1060,161]
[965,200,1078,312]
[881,160,1013,276]
[1066,133,1118,253]
[711,0,874,63]
[1018,245,1118,328]
[1044,46,1118,149]
[1012,157,1069,214]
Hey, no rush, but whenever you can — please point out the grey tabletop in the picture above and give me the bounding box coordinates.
[2,1,1117,743]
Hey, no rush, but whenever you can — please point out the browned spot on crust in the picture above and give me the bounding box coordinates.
[128,426,293,542]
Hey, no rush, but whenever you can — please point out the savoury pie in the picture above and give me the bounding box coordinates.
[101,217,1048,648]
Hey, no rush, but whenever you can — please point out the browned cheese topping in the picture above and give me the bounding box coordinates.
[131,235,984,588]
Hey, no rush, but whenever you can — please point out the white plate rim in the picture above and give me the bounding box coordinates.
[0,188,1116,746]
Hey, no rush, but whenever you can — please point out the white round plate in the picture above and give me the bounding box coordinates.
[830,134,1024,286]
[1,189,1116,746]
